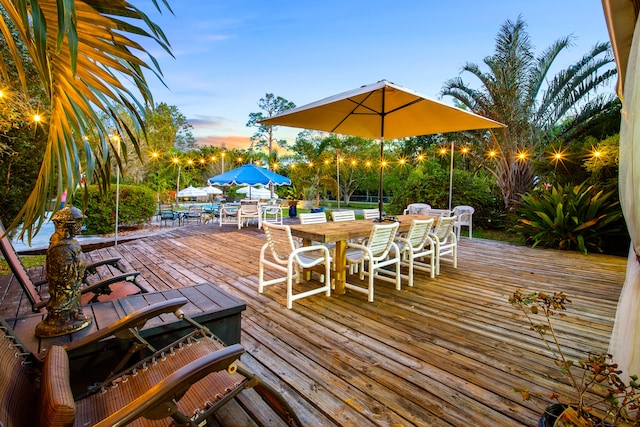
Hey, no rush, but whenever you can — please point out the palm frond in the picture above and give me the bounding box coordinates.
[0,0,172,240]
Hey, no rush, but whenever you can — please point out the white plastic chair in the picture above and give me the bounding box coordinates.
[259,223,331,309]
[299,212,327,224]
[362,208,381,220]
[403,203,431,215]
[345,222,400,302]
[395,218,436,286]
[218,204,240,227]
[430,215,458,275]
[425,208,452,218]
[452,205,474,239]
[238,201,262,229]
[261,204,283,225]
[331,210,356,222]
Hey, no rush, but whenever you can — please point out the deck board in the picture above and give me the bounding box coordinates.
[0,222,627,426]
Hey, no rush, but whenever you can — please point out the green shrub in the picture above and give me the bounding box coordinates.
[388,167,497,228]
[81,185,156,234]
[515,181,625,254]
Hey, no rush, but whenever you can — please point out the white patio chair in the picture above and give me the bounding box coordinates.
[425,208,452,218]
[403,203,431,215]
[430,215,458,275]
[345,222,400,302]
[453,205,474,239]
[259,223,331,309]
[395,218,436,286]
[331,210,356,222]
[261,203,283,225]
[362,208,381,220]
[299,212,327,224]
[218,203,240,227]
[238,200,262,229]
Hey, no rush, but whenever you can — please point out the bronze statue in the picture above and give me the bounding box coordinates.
[35,206,92,337]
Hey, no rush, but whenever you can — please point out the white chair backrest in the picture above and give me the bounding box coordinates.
[405,218,435,249]
[241,202,260,214]
[332,210,356,222]
[453,205,474,224]
[366,222,399,258]
[403,203,431,215]
[362,208,381,220]
[299,212,327,224]
[432,216,457,242]
[262,223,296,262]
[426,208,452,218]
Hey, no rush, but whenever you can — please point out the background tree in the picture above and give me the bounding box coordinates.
[441,16,617,210]
[0,6,49,225]
[246,93,295,167]
[0,0,171,239]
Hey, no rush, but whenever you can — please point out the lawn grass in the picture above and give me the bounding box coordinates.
[0,254,46,276]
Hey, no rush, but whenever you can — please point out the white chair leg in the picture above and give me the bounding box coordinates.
[367,264,375,302]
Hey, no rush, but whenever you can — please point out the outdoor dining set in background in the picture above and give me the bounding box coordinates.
[258,204,474,309]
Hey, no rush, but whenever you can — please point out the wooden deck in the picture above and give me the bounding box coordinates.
[0,222,627,426]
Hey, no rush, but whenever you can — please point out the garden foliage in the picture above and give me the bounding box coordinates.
[82,185,156,234]
[516,182,624,254]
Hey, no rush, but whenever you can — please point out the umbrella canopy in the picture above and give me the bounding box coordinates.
[208,164,291,187]
[177,186,208,198]
[201,186,223,195]
[236,185,272,200]
[260,80,506,218]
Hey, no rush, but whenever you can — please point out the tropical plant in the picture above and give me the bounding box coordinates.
[516,181,624,254]
[510,290,640,426]
[0,0,172,240]
[442,16,617,210]
[82,184,156,234]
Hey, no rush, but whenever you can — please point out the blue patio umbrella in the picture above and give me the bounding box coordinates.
[208,164,291,198]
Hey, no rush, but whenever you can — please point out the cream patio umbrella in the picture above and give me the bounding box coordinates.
[259,80,506,219]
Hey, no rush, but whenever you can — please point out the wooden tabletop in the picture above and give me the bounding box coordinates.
[288,214,435,243]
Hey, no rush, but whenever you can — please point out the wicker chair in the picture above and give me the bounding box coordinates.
[0,297,301,427]
[0,221,144,310]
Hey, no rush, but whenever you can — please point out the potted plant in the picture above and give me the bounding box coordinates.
[509,290,640,426]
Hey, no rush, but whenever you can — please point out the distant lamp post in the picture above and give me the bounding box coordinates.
[173,157,181,202]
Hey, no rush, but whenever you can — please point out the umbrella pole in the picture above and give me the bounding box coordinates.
[378,138,384,221]
[449,140,454,211]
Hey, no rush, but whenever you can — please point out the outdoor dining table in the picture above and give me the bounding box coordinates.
[288,214,436,295]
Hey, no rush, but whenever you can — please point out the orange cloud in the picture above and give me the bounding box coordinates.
[196,135,252,150]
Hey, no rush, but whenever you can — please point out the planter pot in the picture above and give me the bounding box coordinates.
[539,404,612,427]
[288,204,297,218]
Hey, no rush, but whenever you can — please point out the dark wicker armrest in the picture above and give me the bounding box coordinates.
[80,272,142,297]
[93,344,244,427]
[62,297,188,353]
[83,257,123,279]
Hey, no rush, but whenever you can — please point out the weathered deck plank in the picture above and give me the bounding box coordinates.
[0,223,627,426]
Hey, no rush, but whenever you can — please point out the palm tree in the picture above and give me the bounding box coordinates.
[441,16,617,210]
[0,0,172,239]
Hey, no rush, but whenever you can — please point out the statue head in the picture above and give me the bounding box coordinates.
[52,206,84,236]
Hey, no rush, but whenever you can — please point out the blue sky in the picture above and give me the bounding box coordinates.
[139,1,613,149]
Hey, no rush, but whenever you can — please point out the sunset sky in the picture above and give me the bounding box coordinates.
[139,1,613,151]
